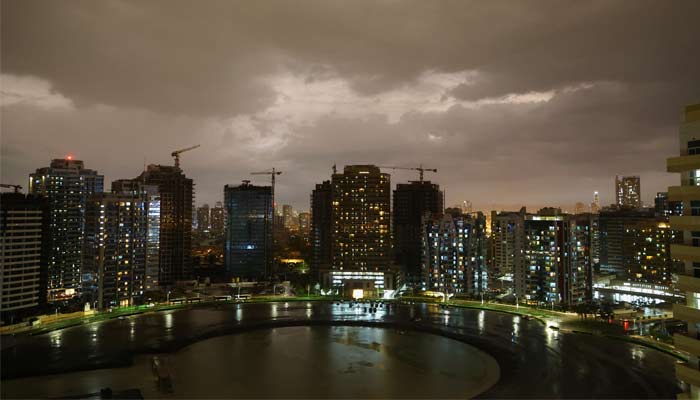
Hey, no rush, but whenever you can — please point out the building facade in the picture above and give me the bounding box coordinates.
[0,193,49,323]
[622,220,682,286]
[421,210,487,296]
[196,204,210,235]
[83,193,148,310]
[598,207,656,277]
[667,103,700,396]
[310,181,333,282]
[615,175,642,208]
[209,202,225,241]
[224,182,272,280]
[28,158,104,301]
[327,165,393,293]
[490,208,526,294]
[135,165,193,285]
[393,181,443,288]
[111,180,161,292]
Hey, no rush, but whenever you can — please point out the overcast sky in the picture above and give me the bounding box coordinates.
[2,0,699,212]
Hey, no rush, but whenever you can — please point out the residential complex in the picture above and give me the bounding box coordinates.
[28,158,104,301]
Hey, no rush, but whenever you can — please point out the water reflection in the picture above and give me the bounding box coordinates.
[546,321,559,346]
[129,320,136,341]
[512,316,520,343]
[631,346,645,362]
[49,330,63,349]
[164,312,173,329]
[477,311,485,335]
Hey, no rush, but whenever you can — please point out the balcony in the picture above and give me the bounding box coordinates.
[669,186,700,202]
[671,216,700,231]
[676,362,700,388]
[671,244,700,262]
[674,303,700,325]
[675,333,700,356]
[678,275,700,294]
[668,155,700,173]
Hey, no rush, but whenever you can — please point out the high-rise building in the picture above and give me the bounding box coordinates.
[598,207,656,276]
[224,182,272,279]
[282,204,295,230]
[133,164,193,285]
[196,204,210,234]
[0,193,49,323]
[667,103,700,396]
[28,158,104,300]
[422,210,487,295]
[298,212,311,237]
[111,180,160,292]
[591,191,601,214]
[83,193,147,309]
[567,213,595,303]
[310,181,333,281]
[615,175,641,208]
[209,202,225,240]
[622,220,682,286]
[574,202,587,215]
[654,191,683,219]
[518,209,592,305]
[327,165,393,293]
[490,208,526,293]
[393,181,443,287]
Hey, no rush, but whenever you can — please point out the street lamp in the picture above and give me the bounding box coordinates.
[515,295,519,309]
[167,291,171,304]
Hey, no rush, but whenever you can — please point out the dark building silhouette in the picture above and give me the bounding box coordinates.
[131,165,193,285]
[615,175,642,208]
[0,193,49,323]
[224,182,272,280]
[310,181,332,281]
[29,158,104,300]
[393,181,443,288]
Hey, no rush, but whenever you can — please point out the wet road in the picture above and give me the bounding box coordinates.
[1,301,682,398]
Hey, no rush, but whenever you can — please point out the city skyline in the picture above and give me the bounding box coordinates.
[3,1,700,211]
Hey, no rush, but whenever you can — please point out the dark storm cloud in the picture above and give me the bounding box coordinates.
[2,0,699,211]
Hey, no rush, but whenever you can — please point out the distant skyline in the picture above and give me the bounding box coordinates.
[3,1,699,211]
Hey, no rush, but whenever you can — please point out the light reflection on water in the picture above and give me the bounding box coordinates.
[477,310,485,335]
[512,316,520,343]
[49,330,63,349]
[546,321,559,346]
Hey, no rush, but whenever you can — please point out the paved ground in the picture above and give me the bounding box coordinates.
[1,301,683,398]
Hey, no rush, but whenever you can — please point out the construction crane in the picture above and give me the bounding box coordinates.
[250,168,283,278]
[377,164,437,182]
[171,144,200,169]
[0,184,22,193]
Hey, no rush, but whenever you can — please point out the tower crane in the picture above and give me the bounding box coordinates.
[0,184,22,193]
[377,164,437,182]
[171,144,200,169]
[250,168,283,278]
